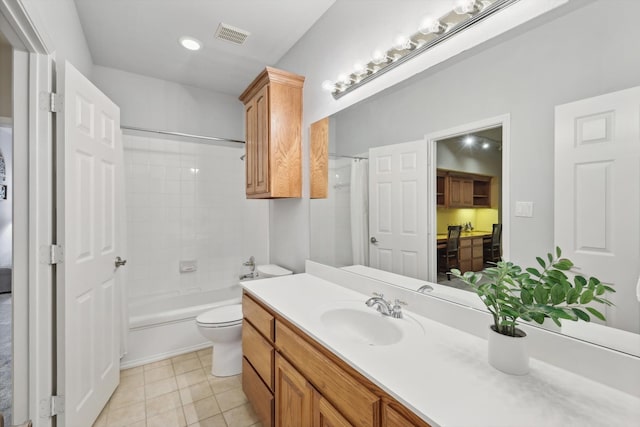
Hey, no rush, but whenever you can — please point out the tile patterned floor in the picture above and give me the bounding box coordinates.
[93,348,262,427]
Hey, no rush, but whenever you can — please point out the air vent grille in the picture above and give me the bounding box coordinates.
[215,23,250,45]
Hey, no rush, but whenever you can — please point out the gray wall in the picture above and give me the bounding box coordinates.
[0,126,11,267]
[0,37,11,119]
[22,0,93,76]
[92,66,243,140]
[279,0,640,268]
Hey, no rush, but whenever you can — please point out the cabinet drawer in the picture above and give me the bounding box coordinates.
[276,322,379,427]
[242,319,274,390]
[243,293,275,342]
[242,357,274,427]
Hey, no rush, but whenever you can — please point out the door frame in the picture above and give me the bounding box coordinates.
[425,114,511,282]
[0,1,53,426]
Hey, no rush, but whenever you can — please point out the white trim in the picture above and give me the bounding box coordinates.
[0,0,49,54]
[425,114,511,282]
[119,343,210,370]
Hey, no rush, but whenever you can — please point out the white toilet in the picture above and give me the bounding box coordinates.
[196,264,292,377]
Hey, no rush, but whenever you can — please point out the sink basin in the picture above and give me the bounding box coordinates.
[320,307,403,346]
[316,300,425,347]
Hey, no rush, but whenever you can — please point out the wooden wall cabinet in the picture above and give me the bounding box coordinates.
[437,169,494,208]
[239,67,305,199]
[242,293,431,427]
[310,117,329,199]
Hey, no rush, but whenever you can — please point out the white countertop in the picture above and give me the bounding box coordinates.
[241,273,640,427]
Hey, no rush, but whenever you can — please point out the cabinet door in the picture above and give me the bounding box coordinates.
[471,237,484,271]
[448,176,473,207]
[383,402,431,427]
[275,353,313,427]
[245,98,257,195]
[254,85,270,195]
[313,390,353,427]
[459,238,472,272]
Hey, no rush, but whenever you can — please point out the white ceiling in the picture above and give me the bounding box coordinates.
[74,0,337,96]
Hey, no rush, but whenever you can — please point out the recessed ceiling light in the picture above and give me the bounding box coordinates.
[464,136,475,146]
[482,142,490,149]
[179,36,202,51]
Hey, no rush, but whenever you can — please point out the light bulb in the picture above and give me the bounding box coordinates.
[464,135,475,146]
[337,73,351,85]
[419,16,447,35]
[393,34,410,50]
[482,142,490,149]
[372,49,388,65]
[178,36,202,51]
[454,0,483,15]
[353,62,367,76]
[321,80,335,92]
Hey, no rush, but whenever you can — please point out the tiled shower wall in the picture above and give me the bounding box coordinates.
[123,134,269,300]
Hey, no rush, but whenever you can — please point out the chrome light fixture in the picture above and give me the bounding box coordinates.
[322,0,519,99]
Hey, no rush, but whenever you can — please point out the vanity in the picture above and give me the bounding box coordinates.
[240,262,640,427]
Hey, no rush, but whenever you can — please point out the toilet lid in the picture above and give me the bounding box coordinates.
[196,304,242,327]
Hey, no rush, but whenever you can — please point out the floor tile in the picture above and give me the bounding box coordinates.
[107,401,145,427]
[208,375,241,394]
[196,347,212,358]
[222,403,259,427]
[179,381,213,405]
[177,368,209,389]
[172,352,199,364]
[146,406,187,427]
[216,388,248,412]
[108,384,145,410]
[182,396,221,425]
[146,390,182,418]
[144,358,172,371]
[145,376,179,399]
[144,364,175,384]
[119,372,145,389]
[173,357,202,375]
[188,413,227,427]
[120,366,143,378]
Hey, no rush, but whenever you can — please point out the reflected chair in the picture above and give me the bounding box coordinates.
[438,225,462,280]
[483,223,502,265]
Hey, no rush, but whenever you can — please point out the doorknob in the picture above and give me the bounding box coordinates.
[115,256,127,268]
[370,237,378,244]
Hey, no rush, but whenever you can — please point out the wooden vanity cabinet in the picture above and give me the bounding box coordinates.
[239,67,305,199]
[241,292,432,427]
[459,236,485,272]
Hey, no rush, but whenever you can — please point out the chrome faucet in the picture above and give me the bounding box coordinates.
[239,256,256,280]
[365,293,407,319]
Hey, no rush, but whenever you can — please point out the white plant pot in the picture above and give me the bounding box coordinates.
[487,325,529,375]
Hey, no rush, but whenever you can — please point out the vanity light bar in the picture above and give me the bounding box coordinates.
[323,0,521,100]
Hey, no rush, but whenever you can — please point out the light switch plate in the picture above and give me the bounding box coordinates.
[515,201,534,217]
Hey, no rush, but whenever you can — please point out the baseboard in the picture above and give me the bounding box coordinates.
[119,342,211,370]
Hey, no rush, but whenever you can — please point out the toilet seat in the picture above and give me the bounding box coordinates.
[196,304,242,328]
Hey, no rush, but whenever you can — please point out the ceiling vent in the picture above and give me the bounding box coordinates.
[215,23,250,45]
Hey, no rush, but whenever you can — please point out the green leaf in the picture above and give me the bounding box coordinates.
[526,267,541,278]
[530,313,545,324]
[566,288,580,305]
[602,285,616,293]
[580,289,594,305]
[556,246,562,258]
[547,252,554,264]
[550,284,566,305]
[536,257,546,268]
[586,307,606,321]
[520,288,533,305]
[553,259,573,271]
[533,285,549,304]
[572,308,590,322]
[596,284,605,296]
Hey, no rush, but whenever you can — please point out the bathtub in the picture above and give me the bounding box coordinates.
[121,286,242,369]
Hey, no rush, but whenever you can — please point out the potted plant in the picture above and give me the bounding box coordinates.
[451,247,614,375]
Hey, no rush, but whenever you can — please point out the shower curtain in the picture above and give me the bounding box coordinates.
[350,159,369,265]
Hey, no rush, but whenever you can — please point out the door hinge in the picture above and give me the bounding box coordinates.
[39,91,63,113]
[42,244,64,265]
[40,395,64,418]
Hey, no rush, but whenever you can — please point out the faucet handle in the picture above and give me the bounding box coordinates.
[394,299,407,306]
[372,292,384,299]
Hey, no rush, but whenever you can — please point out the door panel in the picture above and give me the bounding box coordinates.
[555,85,640,334]
[369,140,428,279]
[57,61,123,426]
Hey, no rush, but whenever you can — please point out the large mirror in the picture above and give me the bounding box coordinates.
[309,0,640,357]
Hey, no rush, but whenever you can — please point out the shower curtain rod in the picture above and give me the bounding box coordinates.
[121,125,245,144]
[329,153,368,160]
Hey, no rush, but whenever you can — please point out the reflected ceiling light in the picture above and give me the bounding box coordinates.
[322,0,517,99]
[464,136,475,146]
[179,36,202,51]
[482,142,490,149]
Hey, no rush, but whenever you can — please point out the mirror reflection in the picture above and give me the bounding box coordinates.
[309,0,640,357]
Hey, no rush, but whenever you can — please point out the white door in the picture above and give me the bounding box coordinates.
[555,85,640,334]
[56,61,123,426]
[369,140,428,279]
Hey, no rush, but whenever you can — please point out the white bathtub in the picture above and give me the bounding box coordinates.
[121,286,242,369]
